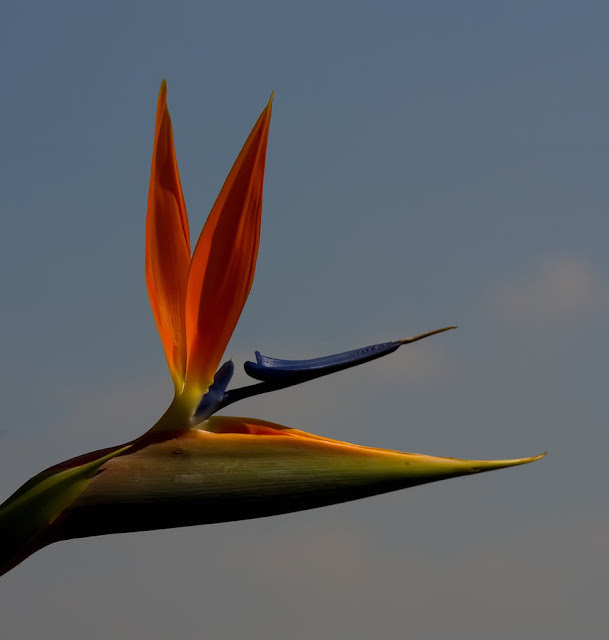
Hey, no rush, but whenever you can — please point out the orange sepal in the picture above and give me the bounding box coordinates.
[184,95,273,394]
[145,80,191,390]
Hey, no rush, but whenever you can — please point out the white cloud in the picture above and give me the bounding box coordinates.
[492,255,605,324]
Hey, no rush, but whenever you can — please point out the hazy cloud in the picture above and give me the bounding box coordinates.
[492,255,605,324]
[48,375,171,448]
[3,512,607,640]
[224,514,609,640]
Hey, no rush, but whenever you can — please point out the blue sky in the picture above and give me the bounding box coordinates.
[1,2,608,638]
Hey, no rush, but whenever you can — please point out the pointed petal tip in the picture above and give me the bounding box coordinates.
[398,325,457,345]
[466,451,547,472]
[260,92,273,123]
[157,80,168,108]
[513,450,548,464]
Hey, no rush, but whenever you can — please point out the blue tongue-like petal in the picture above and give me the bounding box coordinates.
[244,341,402,382]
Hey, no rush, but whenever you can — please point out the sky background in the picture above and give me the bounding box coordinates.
[1,1,608,638]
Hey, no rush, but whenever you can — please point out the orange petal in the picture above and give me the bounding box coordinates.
[184,95,273,393]
[145,80,191,390]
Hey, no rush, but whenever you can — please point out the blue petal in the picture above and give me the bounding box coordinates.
[193,327,454,421]
[193,360,234,422]
[244,341,402,383]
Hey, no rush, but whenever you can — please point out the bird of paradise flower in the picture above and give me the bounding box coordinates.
[0,82,544,577]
